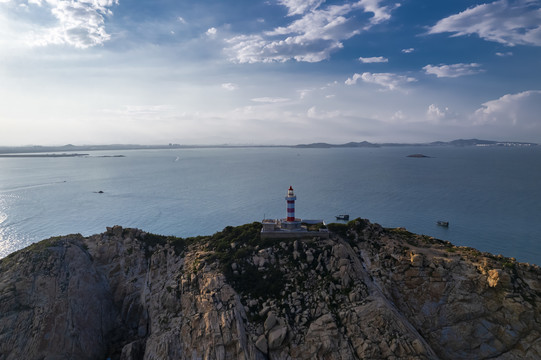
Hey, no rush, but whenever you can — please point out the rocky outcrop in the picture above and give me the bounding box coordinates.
[0,221,540,359]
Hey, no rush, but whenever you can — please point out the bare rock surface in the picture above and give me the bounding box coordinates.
[0,221,540,359]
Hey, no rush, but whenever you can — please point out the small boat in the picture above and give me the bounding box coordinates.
[437,221,449,227]
[335,214,349,221]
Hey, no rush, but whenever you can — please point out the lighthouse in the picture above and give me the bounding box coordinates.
[260,186,329,238]
[285,186,296,222]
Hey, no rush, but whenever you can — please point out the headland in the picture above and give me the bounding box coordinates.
[0,219,540,359]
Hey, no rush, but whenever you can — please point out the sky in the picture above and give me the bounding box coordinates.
[0,0,540,145]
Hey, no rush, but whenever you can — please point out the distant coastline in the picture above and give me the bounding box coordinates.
[0,153,89,158]
[0,138,537,155]
[294,138,537,148]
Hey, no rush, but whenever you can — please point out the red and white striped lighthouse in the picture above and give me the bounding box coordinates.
[285,186,297,222]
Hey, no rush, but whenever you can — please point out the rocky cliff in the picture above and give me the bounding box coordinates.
[1,220,540,359]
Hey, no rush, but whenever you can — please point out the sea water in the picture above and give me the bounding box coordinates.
[0,146,540,265]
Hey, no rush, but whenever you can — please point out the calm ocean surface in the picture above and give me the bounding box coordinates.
[0,146,540,264]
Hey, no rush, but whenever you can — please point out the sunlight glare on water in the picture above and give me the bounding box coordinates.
[0,206,6,255]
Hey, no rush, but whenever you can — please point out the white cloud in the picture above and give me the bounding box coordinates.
[426,104,449,122]
[206,27,217,37]
[221,83,238,91]
[358,56,388,63]
[251,97,290,103]
[473,90,541,126]
[360,0,396,25]
[177,16,187,24]
[345,73,362,85]
[226,0,395,63]
[101,105,176,117]
[298,89,313,99]
[346,72,416,90]
[496,51,513,57]
[21,0,118,48]
[307,106,341,119]
[278,0,324,16]
[423,63,483,78]
[428,0,541,46]
[401,47,414,53]
[392,110,405,121]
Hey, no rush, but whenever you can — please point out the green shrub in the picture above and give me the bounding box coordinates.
[348,218,369,232]
[139,233,189,257]
[327,223,349,238]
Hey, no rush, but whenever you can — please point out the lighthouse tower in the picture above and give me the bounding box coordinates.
[285,186,297,222]
[261,186,329,238]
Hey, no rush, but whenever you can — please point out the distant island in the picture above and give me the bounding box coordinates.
[407,153,430,158]
[0,153,89,158]
[0,138,536,155]
[294,138,537,148]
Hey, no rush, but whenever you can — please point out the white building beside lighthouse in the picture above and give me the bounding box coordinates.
[261,186,328,238]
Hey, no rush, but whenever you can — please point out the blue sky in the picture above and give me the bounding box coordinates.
[1,0,540,145]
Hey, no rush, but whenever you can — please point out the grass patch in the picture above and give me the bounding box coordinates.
[348,218,369,233]
[502,261,516,270]
[138,232,193,257]
[327,223,349,238]
[206,222,263,264]
[205,222,288,301]
[25,235,77,253]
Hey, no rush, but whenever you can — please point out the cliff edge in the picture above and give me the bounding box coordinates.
[1,220,540,359]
